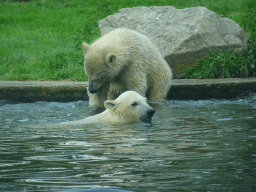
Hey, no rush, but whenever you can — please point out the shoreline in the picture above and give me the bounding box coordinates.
[0,78,256,102]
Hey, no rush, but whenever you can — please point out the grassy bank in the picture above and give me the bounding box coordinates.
[182,37,256,78]
[0,0,255,81]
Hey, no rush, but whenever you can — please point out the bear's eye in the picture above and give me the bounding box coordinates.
[131,102,138,107]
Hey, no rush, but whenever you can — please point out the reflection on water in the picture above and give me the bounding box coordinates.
[0,93,256,192]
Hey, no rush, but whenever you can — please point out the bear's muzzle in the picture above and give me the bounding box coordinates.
[88,86,102,94]
[140,108,155,123]
[88,82,103,94]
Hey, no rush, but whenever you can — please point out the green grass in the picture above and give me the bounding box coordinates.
[0,0,255,81]
[182,37,256,78]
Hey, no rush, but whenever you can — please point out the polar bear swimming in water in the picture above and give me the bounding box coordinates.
[60,91,155,125]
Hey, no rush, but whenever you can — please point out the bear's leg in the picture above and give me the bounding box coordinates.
[88,84,110,108]
[107,82,126,100]
[147,87,166,101]
[88,92,107,108]
[126,79,147,98]
[147,80,171,101]
[88,86,109,109]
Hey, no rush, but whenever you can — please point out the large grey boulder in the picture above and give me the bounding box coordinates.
[99,6,249,78]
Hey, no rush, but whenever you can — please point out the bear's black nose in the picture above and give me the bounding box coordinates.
[147,108,155,117]
[88,86,103,94]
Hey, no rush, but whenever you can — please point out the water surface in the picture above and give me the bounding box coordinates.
[0,93,256,192]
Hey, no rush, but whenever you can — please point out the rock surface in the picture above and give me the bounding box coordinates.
[99,6,249,78]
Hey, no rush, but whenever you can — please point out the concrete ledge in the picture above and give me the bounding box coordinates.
[0,78,256,102]
[0,81,88,102]
[168,78,256,100]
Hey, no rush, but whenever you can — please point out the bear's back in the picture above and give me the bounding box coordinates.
[93,28,159,55]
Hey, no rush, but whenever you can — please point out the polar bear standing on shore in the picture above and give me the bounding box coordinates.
[82,28,172,108]
[60,91,155,125]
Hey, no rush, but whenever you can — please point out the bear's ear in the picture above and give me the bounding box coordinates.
[104,100,116,110]
[81,42,90,54]
[106,54,116,64]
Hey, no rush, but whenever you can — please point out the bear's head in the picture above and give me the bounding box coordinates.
[103,91,155,123]
[82,42,123,94]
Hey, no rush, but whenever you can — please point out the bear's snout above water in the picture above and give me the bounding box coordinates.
[140,108,155,123]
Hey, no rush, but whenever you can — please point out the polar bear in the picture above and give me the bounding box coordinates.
[60,91,155,125]
[82,28,172,108]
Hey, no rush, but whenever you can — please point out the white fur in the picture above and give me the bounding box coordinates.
[82,28,172,108]
[60,91,155,125]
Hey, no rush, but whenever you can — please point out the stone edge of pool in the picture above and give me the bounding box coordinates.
[0,78,256,102]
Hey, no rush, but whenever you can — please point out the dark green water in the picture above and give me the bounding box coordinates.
[0,93,256,192]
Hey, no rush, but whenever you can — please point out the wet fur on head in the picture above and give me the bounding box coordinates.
[60,91,155,125]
